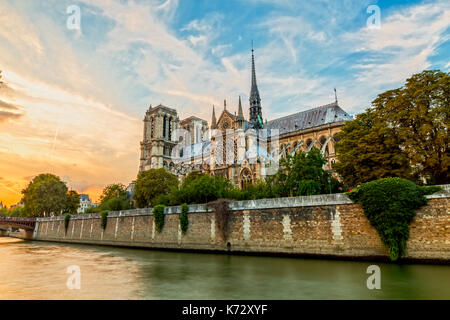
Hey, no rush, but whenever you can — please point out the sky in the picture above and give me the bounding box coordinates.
[0,0,449,206]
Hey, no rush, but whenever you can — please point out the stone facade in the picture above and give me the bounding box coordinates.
[34,190,450,262]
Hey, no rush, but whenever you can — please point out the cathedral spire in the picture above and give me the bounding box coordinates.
[211,105,217,129]
[249,46,262,128]
[237,96,244,121]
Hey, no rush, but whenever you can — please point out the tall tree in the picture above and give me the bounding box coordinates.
[99,183,128,203]
[134,169,179,208]
[271,148,341,197]
[64,190,80,214]
[98,183,131,211]
[334,110,413,187]
[22,174,70,217]
[335,70,449,186]
[372,70,449,184]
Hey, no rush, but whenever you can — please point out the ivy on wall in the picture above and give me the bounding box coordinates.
[154,205,165,233]
[347,177,441,261]
[101,210,109,230]
[64,214,71,233]
[179,203,189,234]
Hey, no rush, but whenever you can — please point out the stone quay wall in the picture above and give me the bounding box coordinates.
[33,188,450,262]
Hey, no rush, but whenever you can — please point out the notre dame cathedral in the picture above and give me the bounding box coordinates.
[138,50,353,188]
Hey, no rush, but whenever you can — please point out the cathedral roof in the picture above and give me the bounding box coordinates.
[180,116,207,124]
[265,102,352,135]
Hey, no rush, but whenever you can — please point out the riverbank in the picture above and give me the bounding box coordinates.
[33,189,450,263]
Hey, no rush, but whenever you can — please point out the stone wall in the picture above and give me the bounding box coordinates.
[34,190,450,262]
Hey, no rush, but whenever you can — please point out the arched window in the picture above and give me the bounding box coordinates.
[163,115,167,138]
[320,136,326,146]
[151,117,155,138]
[168,117,172,141]
[240,168,252,189]
[333,133,340,143]
[306,139,312,148]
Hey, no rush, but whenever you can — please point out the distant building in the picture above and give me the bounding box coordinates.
[78,194,92,214]
[126,182,135,200]
[10,202,24,209]
[0,201,4,209]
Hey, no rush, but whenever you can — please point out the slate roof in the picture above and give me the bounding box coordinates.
[265,102,352,135]
[80,194,90,202]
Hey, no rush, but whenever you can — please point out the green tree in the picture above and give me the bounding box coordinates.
[63,190,80,214]
[373,70,449,184]
[168,172,236,205]
[271,148,340,197]
[134,169,178,208]
[22,174,69,217]
[0,207,8,217]
[99,183,128,203]
[334,110,413,187]
[98,183,131,211]
[335,70,449,186]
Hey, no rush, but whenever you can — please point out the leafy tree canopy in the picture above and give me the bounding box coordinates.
[97,183,131,212]
[64,190,81,215]
[335,70,449,186]
[99,183,128,203]
[21,173,78,217]
[270,148,341,197]
[134,169,179,208]
[168,173,235,205]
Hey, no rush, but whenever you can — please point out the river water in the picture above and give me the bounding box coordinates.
[0,237,449,300]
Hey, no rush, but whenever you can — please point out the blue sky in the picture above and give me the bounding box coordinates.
[0,0,449,204]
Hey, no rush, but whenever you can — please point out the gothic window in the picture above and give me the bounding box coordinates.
[163,115,167,138]
[168,117,172,141]
[306,139,312,148]
[240,168,252,189]
[320,136,326,146]
[333,133,340,143]
[151,117,155,138]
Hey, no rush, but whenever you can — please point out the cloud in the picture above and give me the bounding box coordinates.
[0,99,19,111]
[0,111,22,122]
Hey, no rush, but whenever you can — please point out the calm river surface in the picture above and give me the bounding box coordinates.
[0,237,449,300]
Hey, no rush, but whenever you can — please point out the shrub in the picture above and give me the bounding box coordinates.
[100,197,131,211]
[101,210,109,230]
[153,204,165,233]
[64,214,71,233]
[296,179,322,196]
[152,193,171,206]
[179,203,189,234]
[347,178,441,261]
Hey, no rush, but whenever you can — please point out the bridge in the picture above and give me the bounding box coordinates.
[0,217,36,231]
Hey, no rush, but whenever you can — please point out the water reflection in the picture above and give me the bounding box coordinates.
[0,238,449,300]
